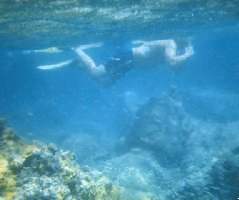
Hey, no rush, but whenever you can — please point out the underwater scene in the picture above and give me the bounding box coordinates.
[1,0,239,199]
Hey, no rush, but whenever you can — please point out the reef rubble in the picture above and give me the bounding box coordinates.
[0,118,121,200]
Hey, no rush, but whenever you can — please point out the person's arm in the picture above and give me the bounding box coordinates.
[164,41,194,65]
[132,39,194,64]
[75,42,103,50]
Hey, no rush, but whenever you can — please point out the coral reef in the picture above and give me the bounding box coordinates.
[0,119,121,200]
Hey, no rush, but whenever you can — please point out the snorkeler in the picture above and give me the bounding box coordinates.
[33,39,194,84]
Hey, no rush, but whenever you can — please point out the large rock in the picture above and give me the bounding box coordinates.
[173,147,239,200]
[125,93,194,167]
[209,147,239,200]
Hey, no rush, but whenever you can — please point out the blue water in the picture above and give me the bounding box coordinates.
[1,30,238,137]
[1,1,239,199]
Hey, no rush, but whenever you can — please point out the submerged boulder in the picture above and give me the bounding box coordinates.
[209,147,239,200]
[172,146,239,200]
[0,119,121,200]
[125,93,194,168]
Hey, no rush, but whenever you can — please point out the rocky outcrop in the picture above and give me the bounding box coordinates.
[0,119,121,200]
[125,93,194,167]
[209,147,239,200]
[119,90,239,199]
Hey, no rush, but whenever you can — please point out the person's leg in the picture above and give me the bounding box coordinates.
[23,47,63,54]
[37,59,75,70]
[74,45,106,77]
[75,42,103,50]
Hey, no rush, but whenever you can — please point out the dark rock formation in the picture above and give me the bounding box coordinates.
[125,93,194,168]
[209,147,239,200]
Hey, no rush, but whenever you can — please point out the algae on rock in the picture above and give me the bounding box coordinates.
[0,119,121,200]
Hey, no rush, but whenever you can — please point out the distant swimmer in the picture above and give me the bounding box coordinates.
[31,39,194,84]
